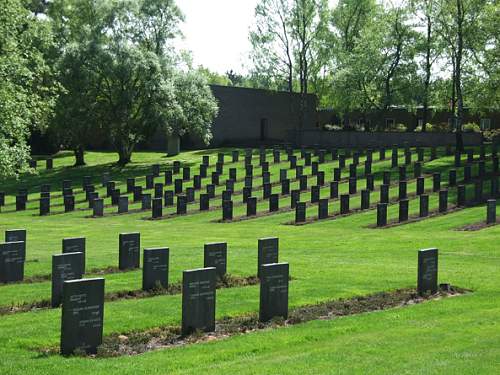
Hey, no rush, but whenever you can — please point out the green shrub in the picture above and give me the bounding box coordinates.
[462,122,481,133]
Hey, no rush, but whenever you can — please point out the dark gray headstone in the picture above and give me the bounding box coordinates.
[258,237,279,277]
[486,199,496,224]
[92,198,104,217]
[152,198,162,219]
[60,278,104,355]
[383,171,391,186]
[433,173,441,192]
[181,267,216,335]
[119,233,140,270]
[200,193,210,211]
[330,181,339,199]
[399,181,407,200]
[51,252,84,307]
[106,181,116,197]
[269,194,279,212]
[419,194,429,217]
[361,189,370,210]
[380,184,389,204]
[174,179,183,194]
[118,196,128,214]
[247,197,257,216]
[211,172,220,186]
[39,197,50,216]
[154,183,164,198]
[339,154,347,168]
[0,241,25,283]
[349,164,356,179]
[311,185,320,203]
[143,248,169,290]
[173,161,181,174]
[299,175,308,191]
[164,190,174,206]
[377,203,387,227]
[204,242,227,278]
[259,263,289,322]
[291,190,301,208]
[417,248,438,296]
[349,177,357,195]
[177,195,187,215]
[133,186,142,202]
[206,184,215,198]
[222,200,233,221]
[340,194,350,214]
[142,193,152,210]
[64,195,75,212]
[46,158,53,169]
[63,237,86,271]
[16,195,26,211]
[183,167,191,181]
[413,162,422,178]
[186,187,195,203]
[295,202,306,223]
[318,198,329,219]
[152,164,160,177]
[399,199,409,222]
[232,150,239,163]
[0,192,4,207]
[439,190,448,213]
[416,177,425,196]
[164,170,173,185]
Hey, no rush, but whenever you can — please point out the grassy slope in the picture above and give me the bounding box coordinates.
[0,149,499,375]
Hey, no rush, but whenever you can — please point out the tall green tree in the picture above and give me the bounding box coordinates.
[0,0,58,177]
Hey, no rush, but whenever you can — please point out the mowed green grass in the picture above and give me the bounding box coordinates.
[0,149,499,375]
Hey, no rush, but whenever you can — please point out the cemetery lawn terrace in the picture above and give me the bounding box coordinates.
[0,149,499,374]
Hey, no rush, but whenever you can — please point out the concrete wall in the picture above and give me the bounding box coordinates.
[297,129,483,148]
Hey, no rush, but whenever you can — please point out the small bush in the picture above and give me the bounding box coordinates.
[484,129,500,142]
[386,123,407,132]
[462,122,481,133]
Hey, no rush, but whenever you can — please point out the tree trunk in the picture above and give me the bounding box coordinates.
[455,0,464,152]
[74,145,85,166]
[422,13,432,132]
[117,142,133,166]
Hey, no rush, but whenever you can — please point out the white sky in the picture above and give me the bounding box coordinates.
[176,0,259,75]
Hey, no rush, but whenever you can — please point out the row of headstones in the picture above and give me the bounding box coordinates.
[376,177,500,226]
[28,157,53,170]
[59,246,441,356]
[2,142,420,213]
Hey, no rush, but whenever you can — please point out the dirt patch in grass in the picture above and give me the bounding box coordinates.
[38,284,468,358]
[455,219,499,231]
[0,275,259,317]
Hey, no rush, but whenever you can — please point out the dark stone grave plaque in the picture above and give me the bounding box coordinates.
[299,175,308,191]
[349,177,357,194]
[457,185,466,206]
[133,186,142,202]
[204,243,227,278]
[206,184,215,198]
[200,193,210,211]
[226,179,235,192]
[60,278,104,355]
[449,169,457,187]
[377,203,388,227]
[333,168,341,182]
[417,248,438,295]
[152,164,160,177]
[380,184,389,204]
[259,263,289,322]
[154,183,164,198]
[366,174,374,191]
[304,152,311,166]
[82,176,92,189]
[269,194,279,212]
[118,196,128,214]
[273,150,280,163]
[487,199,496,224]
[399,181,407,200]
[413,162,422,178]
[87,192,97,208]
[439,190,448,212]
[92,198,104,217]
[261,161,269,173]
[232,150,239,163]
[289,155,297,169]
[391,147,399,167]
[433,173,441,192]
[143,248,169,290]
[318,199,329,219]
[183,167,191,181]
[64,195,75,212]
[181,267,216,335]
[119,233,140,270]
[338,154,346,169]
[106,181,116,197]
[399,166,406,181]
[0,192,5,207]
[51,252,84,307]
[295,165,303,179]
[417,148,424,162]
[202,155,210,166]
[126,178,135,194]
[63,237,86,271]
[186,187,195,203]
[430,147,437,160]
[364,161,372,176]
[173,161,181,174]
[416,176,425,196]
[40,192,50,200]
[316,171,325,186]
[464,164,472,182]
[353,153,360,165]
[291,190,300,208]
[399,199,409,222]
[0,241,25,283]
[193,175,202,190]
[40,197,50,216]
[177,195,187,215]
[246,164,254,177]
[164,190,174,206]
[211,172,220,186]
[222,190,232,203]
[46,158,53,169]
[152,198,162,219]
[330,181,338,199]
[243,186,252,203]
[199,164,207,178]
[349,164,357,179]
[340,194,350,214]
[102,173,110,187]
[174,179,183,194]
[247,197,257,216]
[405,151,412,165]
[383,171,391,185]
[165,170,173,185]
[229,168,237,181]
[222,200,233,221]
[295,202,306,223]
[331,149,338,160]
[16,195,26,211]
[311,161,319,175]
[142,194,152,210]
[216,162,223,175]
[279,169,287,182]
[281,179,290,195]
[361,189,370,210]
[419,194,429,217]
[379,148,386,160]
[311,186,320,203]
[258,237,279,277]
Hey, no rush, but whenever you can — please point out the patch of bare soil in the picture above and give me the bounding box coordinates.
[39,284,468,358]
[456,219,499,231]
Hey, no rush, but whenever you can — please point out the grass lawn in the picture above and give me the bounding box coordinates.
[0,148,499,374]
